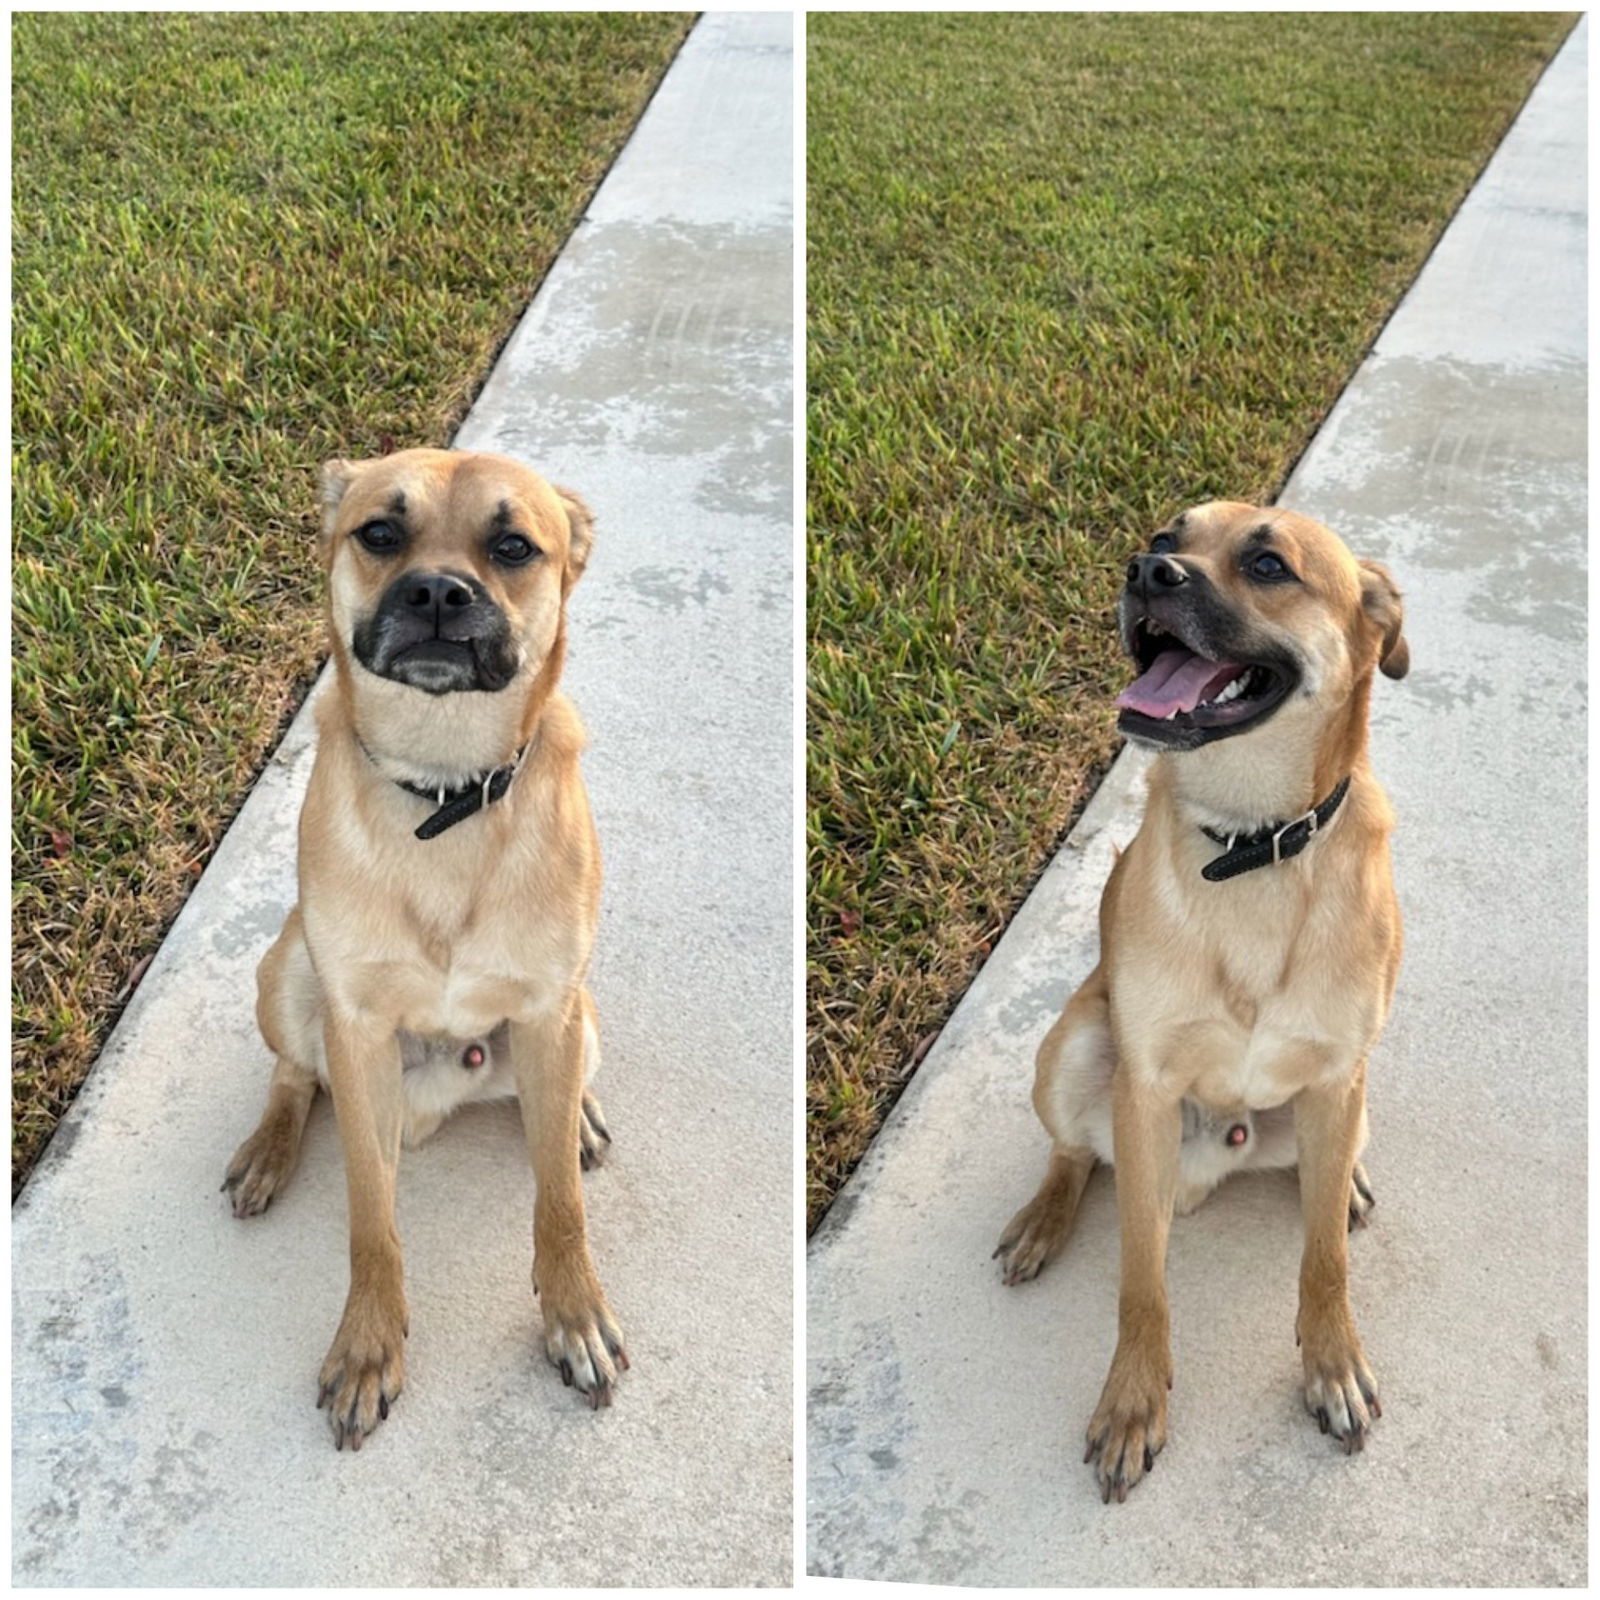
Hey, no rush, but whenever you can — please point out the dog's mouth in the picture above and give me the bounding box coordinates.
[1116,614,1295,747]
[351,571,522,696]
[387,639,485,694]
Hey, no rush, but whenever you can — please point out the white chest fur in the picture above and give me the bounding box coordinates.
[1117,861,1372,1113]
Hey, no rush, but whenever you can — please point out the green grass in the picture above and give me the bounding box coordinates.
[806,11,1576,1229]
[12,10,694,1189]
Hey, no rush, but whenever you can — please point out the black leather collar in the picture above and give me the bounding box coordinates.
[360,739,529,841]
[1199,776,1350,883]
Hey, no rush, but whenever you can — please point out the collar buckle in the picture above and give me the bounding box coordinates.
[1271,805,1319,865]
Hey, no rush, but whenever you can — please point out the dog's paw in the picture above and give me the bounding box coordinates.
[1084,1343,1170,1503]
[993,1154,1093,1284]
[537,1271,628,1408]
[1299,1316,1380,1453]
[317,1289,408,1452]
[579,1090,612,1172]
[993,1203,1050,1285]
[1346,1162,1376,1232]
[993,1190,1075,1285]
[220,1119,300,1218]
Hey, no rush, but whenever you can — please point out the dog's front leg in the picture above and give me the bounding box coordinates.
[511,998,627,1407]
[1295,1061,1380,1451]
[317,1014,408,1451]
[1084,1062,1181,1502]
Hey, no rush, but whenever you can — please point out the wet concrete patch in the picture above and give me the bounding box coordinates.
[625,562,734,612]
[475,221,792,522]
[1295,354,1585,645]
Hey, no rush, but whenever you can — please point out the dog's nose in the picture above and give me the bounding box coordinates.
[1126,553,1188,592]
[401,573,475,614]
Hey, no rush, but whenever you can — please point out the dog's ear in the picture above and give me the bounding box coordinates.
[1358,559,1409,680]
[555,487,594,590]
[319,459,359,551]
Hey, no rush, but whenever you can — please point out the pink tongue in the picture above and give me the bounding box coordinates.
[1117,647,1246,718]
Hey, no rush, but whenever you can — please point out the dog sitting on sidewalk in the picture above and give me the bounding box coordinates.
[222,448,626,1449]
[995,501,1407,1501]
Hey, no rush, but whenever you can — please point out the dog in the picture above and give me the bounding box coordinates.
[994,501,1407,1501]
[222,447,626,1449]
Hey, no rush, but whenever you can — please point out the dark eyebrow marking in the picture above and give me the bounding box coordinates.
[387,490,407,516]
[1246,523,1276,545]
[485,499,539,546]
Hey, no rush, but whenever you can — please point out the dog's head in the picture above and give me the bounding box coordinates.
[1114,501,1407,753]
[315,449,593,779]
[318,448,592,699]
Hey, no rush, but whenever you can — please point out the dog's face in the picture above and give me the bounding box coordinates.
[319,448,593,701]
[1115,501,1407,752]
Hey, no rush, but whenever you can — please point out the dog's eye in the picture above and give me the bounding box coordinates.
[355,520,402,554]
[1247,550,1292,582]
[492,534,539,566]
[1150,532,1177,555]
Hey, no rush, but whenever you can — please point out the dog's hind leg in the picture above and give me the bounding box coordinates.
[1347,1162,1376,1231]
[576,988,611,1171]
[995,967,1110,1283]
[995,1146,1097,1284]
[224,1054,319,1217]
[223,906,321,1217]
[1346,1098,1375,1230]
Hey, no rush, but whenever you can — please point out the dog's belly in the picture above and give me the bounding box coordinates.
[397,1025,516,1134]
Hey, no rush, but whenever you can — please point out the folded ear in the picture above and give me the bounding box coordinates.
[319,459,359,550]
[555,486,594,590]
[1358,559,1409,680]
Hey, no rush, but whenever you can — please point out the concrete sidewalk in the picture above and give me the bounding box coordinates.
[13,13,792,1587]
[809,19,1585,1587]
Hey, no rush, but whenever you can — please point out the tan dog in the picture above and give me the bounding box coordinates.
[222,448,626,1449]
[995,501,1407,1501]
